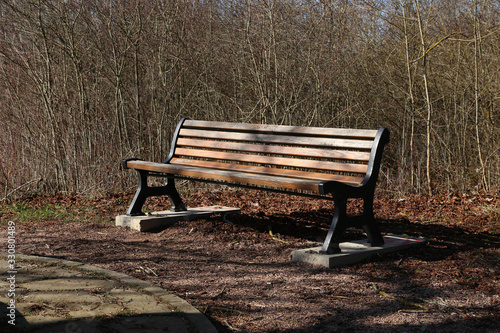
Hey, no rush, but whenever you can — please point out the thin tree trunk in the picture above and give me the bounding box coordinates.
[414,0,433,195]
[473,0,488,191]
[401,1,416,191]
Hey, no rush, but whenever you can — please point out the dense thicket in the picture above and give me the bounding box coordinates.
[1,0,498,199]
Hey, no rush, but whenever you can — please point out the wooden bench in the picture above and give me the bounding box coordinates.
[122,118,390,254]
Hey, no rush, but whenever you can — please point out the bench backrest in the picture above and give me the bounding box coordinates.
[165,118,389,192]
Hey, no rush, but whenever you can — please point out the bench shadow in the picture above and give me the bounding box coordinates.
[224,209,499,263]
[140,204,498,265]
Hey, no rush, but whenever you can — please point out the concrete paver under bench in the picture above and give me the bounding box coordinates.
[116,206,240,232]
[291,235,427,268]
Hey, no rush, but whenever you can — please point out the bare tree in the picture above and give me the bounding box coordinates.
[0,0,499,198]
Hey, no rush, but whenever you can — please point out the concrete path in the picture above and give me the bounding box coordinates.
[0,253,218,333]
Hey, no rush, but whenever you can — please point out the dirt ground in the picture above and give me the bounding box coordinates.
[1,188,499,332]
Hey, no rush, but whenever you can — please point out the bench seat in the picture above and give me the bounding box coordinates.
[125,160,364,194]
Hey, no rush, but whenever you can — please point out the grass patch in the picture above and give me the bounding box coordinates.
[0,196,120,224]
[8,203,77,223]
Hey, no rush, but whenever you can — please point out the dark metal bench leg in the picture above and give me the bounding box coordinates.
[127,171,149,216]
[320,196,384,254]
[319,199,347,254]
[164,177,187,212]
[362,196,384,246]
[126,171,187,216]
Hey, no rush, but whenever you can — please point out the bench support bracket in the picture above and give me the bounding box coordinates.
[320,196,384,254]
[127,170,187,216]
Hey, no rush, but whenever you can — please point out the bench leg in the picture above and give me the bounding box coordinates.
[320,196,384,254]
[320,199,347,254]
[126,171,187,216]
[361,197,384,247]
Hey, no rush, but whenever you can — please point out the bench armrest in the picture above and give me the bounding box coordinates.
[121,158,142,170]
[318,127,389,199]
[318,180,363,198]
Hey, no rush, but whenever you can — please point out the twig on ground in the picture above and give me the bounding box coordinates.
[138,266,158,276]
[371,283,429,312]
[224,320,243,332]
[269,229,290,245]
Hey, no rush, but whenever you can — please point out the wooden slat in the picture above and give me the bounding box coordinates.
[170,158,365,185]
[174,148,369,174]
[183,119,378,139]
[176,138,371,162]
[126,160,321,192]
[179,129,374,149]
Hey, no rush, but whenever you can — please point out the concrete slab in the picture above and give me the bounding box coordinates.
[291,235,427,268]
[21,277,120,291]
[22,291,103,303]
[116,206,240,231]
